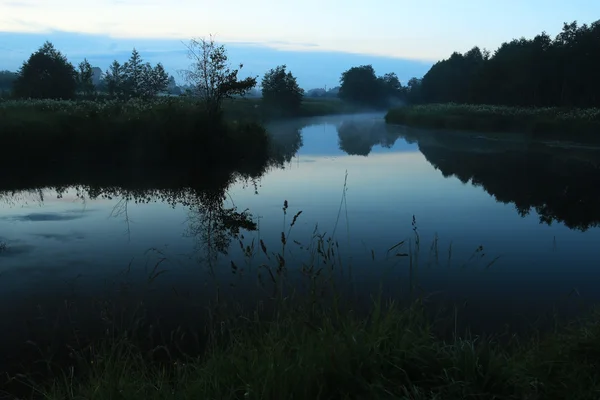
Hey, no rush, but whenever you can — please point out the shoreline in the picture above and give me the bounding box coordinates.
[385,103,600,142]
[7,296,600,400]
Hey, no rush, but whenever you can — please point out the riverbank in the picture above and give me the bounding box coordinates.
[385,103,600,140]
[0,98,274,170]
[11,298,600,399]
[0,97,356,169]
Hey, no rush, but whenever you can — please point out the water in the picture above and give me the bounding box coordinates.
[2,112,600,362]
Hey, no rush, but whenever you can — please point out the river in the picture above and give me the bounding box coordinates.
[2,113,600,362]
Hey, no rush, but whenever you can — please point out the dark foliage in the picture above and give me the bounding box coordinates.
[416,20,600,108]
[12,41,78,100]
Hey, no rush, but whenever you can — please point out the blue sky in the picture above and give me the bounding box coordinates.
[1,0,598,89]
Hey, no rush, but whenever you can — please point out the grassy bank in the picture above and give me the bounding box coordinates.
[0,98,271,169]
[0,97,355,169]
[3,201,599,399]
[386,103,600,140]
[14,300,600,399]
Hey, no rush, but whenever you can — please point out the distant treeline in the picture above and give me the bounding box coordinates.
[413,20,600,108]
[4,20,597,109]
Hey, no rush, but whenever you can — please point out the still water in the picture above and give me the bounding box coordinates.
[2,113,600,344]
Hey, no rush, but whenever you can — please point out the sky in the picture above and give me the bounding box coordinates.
[1,0,598,89]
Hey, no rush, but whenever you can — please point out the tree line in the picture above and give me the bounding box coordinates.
[0,39,408,113]
[2,41,174,100]
[8,19,596,112]
[414,19,600,108]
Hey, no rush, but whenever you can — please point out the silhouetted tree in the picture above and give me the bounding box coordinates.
[77,58,95,96]
[379,72,404,103]
[13,41,77,100]
[102,51,169,98]
[339,65,405,108]
[139,62,170,97]
[261,65,304,115]
[405,77,423,104]
[103,60,124,97]
[339,65,383,107]
[0,70,17,94]
[415,20,600,108]
[181,35,257,117]
[122,48,145,97]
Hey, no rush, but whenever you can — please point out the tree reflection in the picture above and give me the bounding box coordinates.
[400,128,600,231]
[184,187,256,268]
[337,119,402,156]
[0,126,303,264]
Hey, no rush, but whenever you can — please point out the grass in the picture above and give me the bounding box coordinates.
[0,97,271,170]
[385,103,600,140]
[4,190,600,399]
[25,304,600,400]
[0,96,357,170]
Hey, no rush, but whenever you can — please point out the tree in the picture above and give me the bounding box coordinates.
[339,65,382,107]
[139,62,169,97]
[181,35,257,117]
[405,77,423,104]
[0,70,18,94]
[122,48,145,98]
[261,65,304,114]
[102,52,169,98]
[379,72,404,104]
[103,61,125,97]
[13,41,77,100]
[77,58,95,96]
[413,19,600,108]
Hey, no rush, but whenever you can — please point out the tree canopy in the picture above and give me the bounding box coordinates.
[339,65,405,108]
[102,49,170,99]
[181,36,257,117]
[261,65,304,114]
[0,71,17,94]
[13,41,78,100]
[414,20,600,108]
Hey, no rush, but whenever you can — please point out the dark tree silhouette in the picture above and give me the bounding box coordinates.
[13,41,77,100]
[261,65,304,115]
[339,65,406,108]
[0,70,17,94]
[413,20,600,108]
[181,36,257,117]
[339,65,383,107]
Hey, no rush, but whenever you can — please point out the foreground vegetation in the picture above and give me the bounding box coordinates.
[386,103,600,139]
[0,197,597,399]
[13,290,600,399]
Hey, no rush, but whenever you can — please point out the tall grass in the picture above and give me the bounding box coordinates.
[0,98,270,170]
[4,180,600,399]
[0,97,359,170]
[386,103,600,139]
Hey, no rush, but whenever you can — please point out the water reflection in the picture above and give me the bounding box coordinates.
[2,115,600,348]
[398,128,600,231]
[337,119,402,156]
